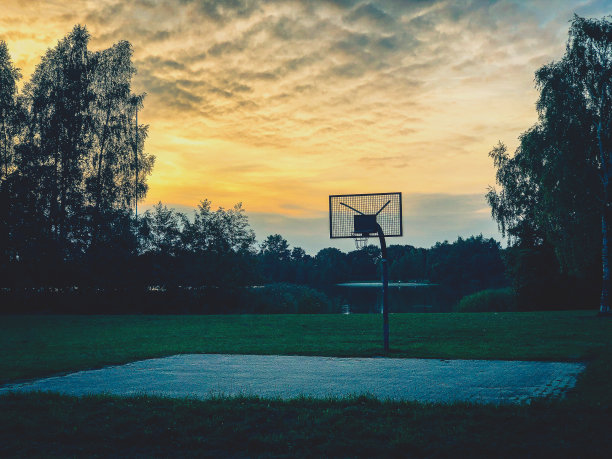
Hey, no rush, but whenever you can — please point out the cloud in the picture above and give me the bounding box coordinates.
[344,2,396,28]
[137,74,204,113]
[358,155,410,169]
[2,0,609,251]
[183,0,261,23]
[138,55,186,71]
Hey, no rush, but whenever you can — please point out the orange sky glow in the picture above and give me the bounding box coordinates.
[2,0,609,252]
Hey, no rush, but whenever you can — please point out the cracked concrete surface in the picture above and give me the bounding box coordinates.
[0,354,585,404]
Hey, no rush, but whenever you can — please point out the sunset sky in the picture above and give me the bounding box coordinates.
[2,0,610,253]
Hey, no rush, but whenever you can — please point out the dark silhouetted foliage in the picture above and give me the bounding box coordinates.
[454,288,517,313]
[0,26,515,314]
[427,235,508,305]
[487,16,612,312]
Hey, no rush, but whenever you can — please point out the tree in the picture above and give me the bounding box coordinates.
[427,236,507,302]
[87,41,153,223]
[1,26,155,273]
[259,234,291,282]
[314,247,350,286]
[182,199,256,255]
[0,41,21,181]
[487,15,612,313]
[139,202,184,255]
[291,247,307,262]
[346,245,379,280]
[290,247,312,284]
[0,41,21,268]
[23,26,94,254]
[387,245,427,281]
[177,199,257,287]
[260,234,291,261]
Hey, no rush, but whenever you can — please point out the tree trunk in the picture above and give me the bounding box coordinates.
[134,108,138,220]
[90,104,112,248]
[601,210,610,314]
[1,110,6,180]
[598,119,611,314]
[59,146,67,248]
[95,107,111,212]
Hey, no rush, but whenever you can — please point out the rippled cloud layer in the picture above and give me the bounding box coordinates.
[2,0,609,249]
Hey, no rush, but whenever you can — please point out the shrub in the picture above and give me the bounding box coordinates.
[454,288,517,312]
[246,283,339,314]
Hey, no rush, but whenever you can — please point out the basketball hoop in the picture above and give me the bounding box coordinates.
[329,192,403,353]
[354,236,369,250]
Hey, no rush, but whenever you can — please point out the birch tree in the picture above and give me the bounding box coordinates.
[0,41,20,182]
[487,15,612,313]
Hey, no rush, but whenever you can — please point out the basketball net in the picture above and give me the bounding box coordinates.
[354,236,369,250]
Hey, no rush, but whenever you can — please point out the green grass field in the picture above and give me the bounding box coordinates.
[1,311,612,457]
[1,311,610,384]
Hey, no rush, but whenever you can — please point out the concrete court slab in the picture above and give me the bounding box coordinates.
[0,354,586,404]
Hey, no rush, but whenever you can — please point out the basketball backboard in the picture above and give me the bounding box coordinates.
[329,192,402,238]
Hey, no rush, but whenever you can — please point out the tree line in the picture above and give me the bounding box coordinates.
[137,202,507,296]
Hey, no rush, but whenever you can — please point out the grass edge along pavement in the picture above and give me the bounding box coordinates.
[1,311,610,385]
[1,311,611,457]
[0,311,612,384]
[1,310,611,406]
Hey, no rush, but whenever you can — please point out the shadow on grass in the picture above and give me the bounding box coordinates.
[1,391,611,458]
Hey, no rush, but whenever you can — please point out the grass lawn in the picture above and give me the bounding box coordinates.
[1,311,611,457]
[1,311,610,384]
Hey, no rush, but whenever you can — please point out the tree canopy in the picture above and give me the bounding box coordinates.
[487,15,612,312]
[0,26,154,271]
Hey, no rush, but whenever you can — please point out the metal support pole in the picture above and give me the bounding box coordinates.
[376,224,389,353]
